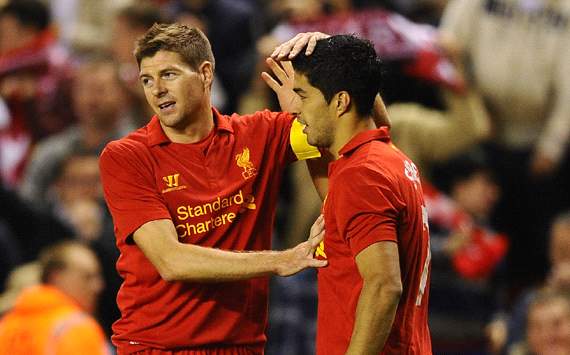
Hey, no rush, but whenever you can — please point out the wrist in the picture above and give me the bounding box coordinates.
[271,249,291,276]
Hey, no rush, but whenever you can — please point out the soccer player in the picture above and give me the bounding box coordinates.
[268,34,432,354]
[98,24,328,354]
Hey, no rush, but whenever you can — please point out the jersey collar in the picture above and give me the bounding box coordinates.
[147,108,234,146]
[338,126,391,156]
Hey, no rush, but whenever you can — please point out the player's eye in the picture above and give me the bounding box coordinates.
[141,77,153,88]
[162,72,177,79]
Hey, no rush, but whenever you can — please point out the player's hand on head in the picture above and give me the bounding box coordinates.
[261,59,300,114]
[271,32,330,60]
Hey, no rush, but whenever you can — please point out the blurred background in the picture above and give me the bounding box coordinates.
[0,0,568,354]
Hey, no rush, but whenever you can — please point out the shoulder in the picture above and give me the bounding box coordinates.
[341,141,415,187]
[227,110,292,125]
[225,110,294,135]
[99,128,151,170]
[101,128,148,157]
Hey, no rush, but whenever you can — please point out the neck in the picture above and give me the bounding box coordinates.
[162,102,214,143]
[330,113,374,159]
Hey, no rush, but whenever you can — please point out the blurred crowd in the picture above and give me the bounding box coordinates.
[0,0,568,354]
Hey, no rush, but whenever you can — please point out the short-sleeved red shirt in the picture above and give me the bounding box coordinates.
[99,109,317,353]
[318,128,432,355]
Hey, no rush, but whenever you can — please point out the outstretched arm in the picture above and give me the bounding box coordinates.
[133,215,327,282]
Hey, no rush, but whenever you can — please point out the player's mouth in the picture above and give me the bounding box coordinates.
[158,101,176,114]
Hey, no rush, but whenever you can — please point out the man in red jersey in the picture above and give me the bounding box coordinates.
[275,34,432,354]
[98,24,329,355]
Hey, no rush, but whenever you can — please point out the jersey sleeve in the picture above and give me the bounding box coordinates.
[99,141,171,243]
[334,165,405,256]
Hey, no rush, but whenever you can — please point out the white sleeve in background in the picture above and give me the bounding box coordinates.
[536,34,570,163]
[439,0,484,49]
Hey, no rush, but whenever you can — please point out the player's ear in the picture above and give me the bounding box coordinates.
[199,61,214,88]
[335,91,350,117]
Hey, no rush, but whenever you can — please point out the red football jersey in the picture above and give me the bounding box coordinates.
[318,128,432,355]
[99,109,318,353]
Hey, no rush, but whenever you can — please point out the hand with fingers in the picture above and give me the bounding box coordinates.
[275,214,327,276]
[261,59,300,114]
[271,32,330,60]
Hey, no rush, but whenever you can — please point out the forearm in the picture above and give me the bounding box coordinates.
[164,243,281,282]
[429,90,490,161]
[134,219,325,282]
[346,282,401,355]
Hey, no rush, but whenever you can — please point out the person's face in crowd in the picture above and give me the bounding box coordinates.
[0,14,34,54]
[72,62,124,129]
[293,72,336,148]
[111,16,141,65]
[56,155,102,204]
[139,50,212,131]
[52,246,104,314]
[452,171,499,220]
[527,297,570,355]
[550,221,570,266]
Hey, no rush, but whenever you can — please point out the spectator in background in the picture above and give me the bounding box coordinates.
[50,0,132,50]
[111,1,167,126]
[0,0,73,187]
[426,149,508,353]
[19,55,133,209]
[0,262,39,315]
[487,211,570,354]
[164,0,259,113]
[509,289,570,355]
[0,183,74,290]
[441,0,570,291]
[0,241,108,355]
[46,151,120,338]
[50,153,104,242]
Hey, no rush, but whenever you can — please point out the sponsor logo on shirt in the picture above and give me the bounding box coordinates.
[235,147,257,180]
[162,173,187,193]
[174,189,257,240]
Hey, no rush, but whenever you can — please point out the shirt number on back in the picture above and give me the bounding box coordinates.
[416,206,431,306]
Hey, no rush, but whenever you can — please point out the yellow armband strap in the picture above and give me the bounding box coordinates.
[290,119,321,160]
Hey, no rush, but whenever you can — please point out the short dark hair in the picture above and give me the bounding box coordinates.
[0,0,50,31]
[39,241,87,284]
[134,23,215,71]
[292,34,382,116]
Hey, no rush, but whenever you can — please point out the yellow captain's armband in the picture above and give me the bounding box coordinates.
[290,119,321,160]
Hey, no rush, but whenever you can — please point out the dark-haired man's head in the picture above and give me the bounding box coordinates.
[0,0,50,53]
[291,34,382,148]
